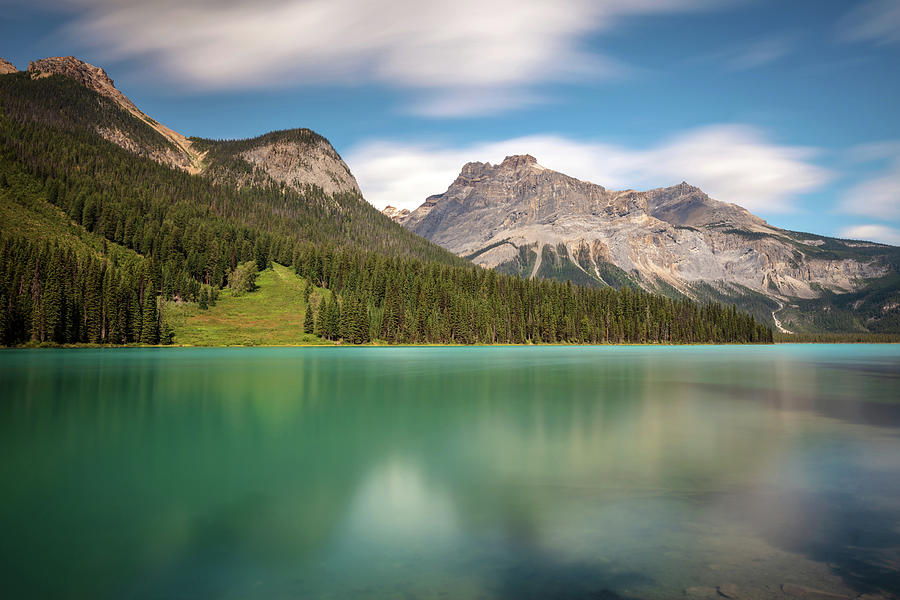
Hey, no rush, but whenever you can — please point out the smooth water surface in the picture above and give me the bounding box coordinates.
[1,345,899,599]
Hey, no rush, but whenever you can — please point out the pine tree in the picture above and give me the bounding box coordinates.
[315,297,330,339]
[327,297,341,340]
[303,302,315,335]
[141,293,159,344]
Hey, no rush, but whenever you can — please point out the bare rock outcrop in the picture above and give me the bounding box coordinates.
[381,206,411,223]
[399,155,894,308]
[240,138,360,197]
[0,58,18,75]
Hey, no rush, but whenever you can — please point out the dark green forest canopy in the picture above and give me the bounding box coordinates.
[0,72,772,345]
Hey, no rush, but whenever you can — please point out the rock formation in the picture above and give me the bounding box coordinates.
[0,58,17,75]
[392,155,897,327]
[382,206,410,223]
[240,136,360,197]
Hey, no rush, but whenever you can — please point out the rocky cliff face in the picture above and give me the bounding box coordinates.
[191,128,362,198]
[392,155,898,330]
[240,137,360,197]
[0,58,17,75]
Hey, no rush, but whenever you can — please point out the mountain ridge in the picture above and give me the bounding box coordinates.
[12,56,361,197]
[27,56,204,173]
[387,155,899,333]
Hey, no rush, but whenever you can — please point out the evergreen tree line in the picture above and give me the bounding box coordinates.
[293,245,773,345]
[0,231,773,345]
[0,236,167,345]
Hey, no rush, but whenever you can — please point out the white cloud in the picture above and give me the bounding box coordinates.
[48,0,733,115]
[839,0,900,45]
[840,160,900,220]
[347,125,831,214]
[839,224,900,246]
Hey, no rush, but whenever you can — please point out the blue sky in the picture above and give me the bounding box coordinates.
[2,0,899,243]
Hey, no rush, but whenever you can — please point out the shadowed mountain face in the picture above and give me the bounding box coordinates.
[386,155,900,333]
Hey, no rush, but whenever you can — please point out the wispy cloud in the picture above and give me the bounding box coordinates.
[727,36,793,71]
[839,0,900,45]
[406,88,553,118]
[46,0,735,116]
[347,125,831,214]
[839,224,900,246]
[840,141,900,220]
[840,163,900,221]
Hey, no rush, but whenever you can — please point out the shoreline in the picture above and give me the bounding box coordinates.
[3,340,898,350]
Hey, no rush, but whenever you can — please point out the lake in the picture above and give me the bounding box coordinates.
[1,345,899,599]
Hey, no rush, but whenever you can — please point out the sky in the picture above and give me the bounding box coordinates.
[2,0,899,244]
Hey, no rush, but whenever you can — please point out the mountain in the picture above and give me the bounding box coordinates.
[1,56,455,261]
[193,129,360,197]
[382,206,410,222]
[28,56,203,172]
[23,56,361,196]
[0,57,771,346]
[388,154,900,333]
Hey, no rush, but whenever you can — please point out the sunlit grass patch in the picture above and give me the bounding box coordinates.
[165,263,333,346]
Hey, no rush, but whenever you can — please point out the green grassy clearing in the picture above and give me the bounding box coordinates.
[164,263,334,346]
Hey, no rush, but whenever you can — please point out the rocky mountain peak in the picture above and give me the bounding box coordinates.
[394,156,895,314]
[459,161,489,179]
[675,181,700,193]
[28,57,138,112]
[645,181,765,229]
[499,154,540,170]
[0,58,18,75]
[381,206,411,223]
[235,130,361,197]
[26,56,204,174]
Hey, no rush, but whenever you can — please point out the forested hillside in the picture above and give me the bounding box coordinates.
[0,69,771,345]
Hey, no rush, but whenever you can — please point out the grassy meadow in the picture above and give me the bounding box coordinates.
[164,263,334,346]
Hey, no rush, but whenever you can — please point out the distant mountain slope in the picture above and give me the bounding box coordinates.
[388,155,900,333]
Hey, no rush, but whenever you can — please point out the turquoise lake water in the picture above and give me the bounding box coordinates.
[1,345,899,599]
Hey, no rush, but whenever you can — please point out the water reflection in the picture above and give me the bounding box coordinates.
[1,346,899,599]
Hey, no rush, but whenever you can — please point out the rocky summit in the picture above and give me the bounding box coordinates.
[382,206,411,223]
[29,56,136,112]
[388,155,900,331]
[238,134,360,197]
[0,58,17,75]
